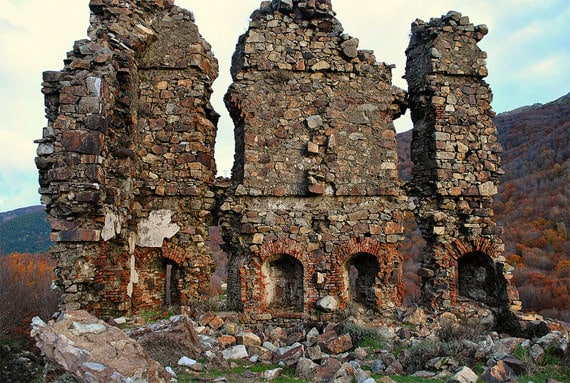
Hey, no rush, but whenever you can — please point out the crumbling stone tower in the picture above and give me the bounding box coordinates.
[405,11,519,313]
[36,0,219,317]
[221,0,408,319]
[37,0,517,321]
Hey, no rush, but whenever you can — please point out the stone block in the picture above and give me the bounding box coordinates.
[55,229,101,242]
[31,310,171,382]
[61,130,104,154]
[222,345,248,360]
[236,331,261,347]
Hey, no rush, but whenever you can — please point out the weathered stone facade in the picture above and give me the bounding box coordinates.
[220,0,407,318]
[404,11,519,313]
[37,1,514,321]
[36,0,218,317]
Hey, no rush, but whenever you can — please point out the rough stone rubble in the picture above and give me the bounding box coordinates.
[36,0,517,324]
[30,309,570,383]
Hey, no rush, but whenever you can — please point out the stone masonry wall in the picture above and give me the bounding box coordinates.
[36,0,218,318]
[405,11,519,313]
[37,1,515,321]
[221,0,408,318]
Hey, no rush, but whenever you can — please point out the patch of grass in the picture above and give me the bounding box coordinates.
[272,377,305,383]
[512,344,530,361]
[517,368,570,383]
[176,361,307,383]
[508,344,570,383]
[406,339,441,372]
[139,308,177,324]
[0,336,16,347]
[385,376,445,383]
[542,345,563,366]
[344,322,385,350]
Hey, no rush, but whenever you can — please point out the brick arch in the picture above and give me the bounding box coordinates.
[433,238,509,307]
[335,237,403,310]
[162,242,190,265]
[245,237,309,314]
[335,237,385,267]
[257,237,308,265]
[442,238,503,261]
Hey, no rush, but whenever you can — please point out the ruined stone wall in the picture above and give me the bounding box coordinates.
[37,0,517,321]
[221,0,408,318]
[37,0,218,317]
[405,11,520,312]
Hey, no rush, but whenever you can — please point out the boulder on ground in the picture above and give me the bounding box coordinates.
[31,310,171,383]
[317,295,339,312]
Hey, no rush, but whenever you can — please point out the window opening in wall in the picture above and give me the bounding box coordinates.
[163,259,181,308]
[457,251,500,307]
[263,254,304,311]
[208,226,229,299]
[346,252,380,308]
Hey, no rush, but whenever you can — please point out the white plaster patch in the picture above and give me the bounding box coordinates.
[136,209,180,248]
[127,253,139,298]
[101,211,121,241]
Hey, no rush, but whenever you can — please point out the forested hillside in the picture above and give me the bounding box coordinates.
[398,92,570,320]
[494,93,570,319]
[0,206,51,255]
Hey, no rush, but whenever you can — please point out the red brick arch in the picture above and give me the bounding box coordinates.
[443,238,503,261]
[243,237,310,314]
[335,237,403,309]
[257,237,308,264]
[336,237,385,267]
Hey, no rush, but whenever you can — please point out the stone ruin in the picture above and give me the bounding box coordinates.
[37,0,219,317]
[404,12,520,316]
[36,0,521,323]
[220,0,407,317]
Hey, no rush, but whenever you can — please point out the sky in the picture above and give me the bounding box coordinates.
[0,0,568,213]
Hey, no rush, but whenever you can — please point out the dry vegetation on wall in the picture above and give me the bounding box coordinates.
[0,253,59,347]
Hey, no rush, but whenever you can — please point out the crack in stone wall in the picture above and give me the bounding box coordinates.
[36,0,516,321]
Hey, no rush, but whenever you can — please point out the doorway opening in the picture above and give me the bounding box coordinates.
[163,259,181,308]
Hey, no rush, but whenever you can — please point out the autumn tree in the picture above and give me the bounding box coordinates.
[0,252,59,347]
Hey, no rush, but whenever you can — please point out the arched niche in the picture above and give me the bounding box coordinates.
[262,254,304,311]
[457,251,507,307]
[345,252,380,308]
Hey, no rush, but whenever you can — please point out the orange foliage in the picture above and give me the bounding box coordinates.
[556,261,570,278]
[0,252,59,347]
[506,254,524,267]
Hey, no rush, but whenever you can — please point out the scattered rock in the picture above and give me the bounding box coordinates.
[262,367,283,380]
[222,345,249,360]
[447,366,478,383]
[236,331,261,347]
[177,356,196,368]
[319,333,353,355]
[481,360,517,383]
[317,295,340,312]
[127,315,202,366]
